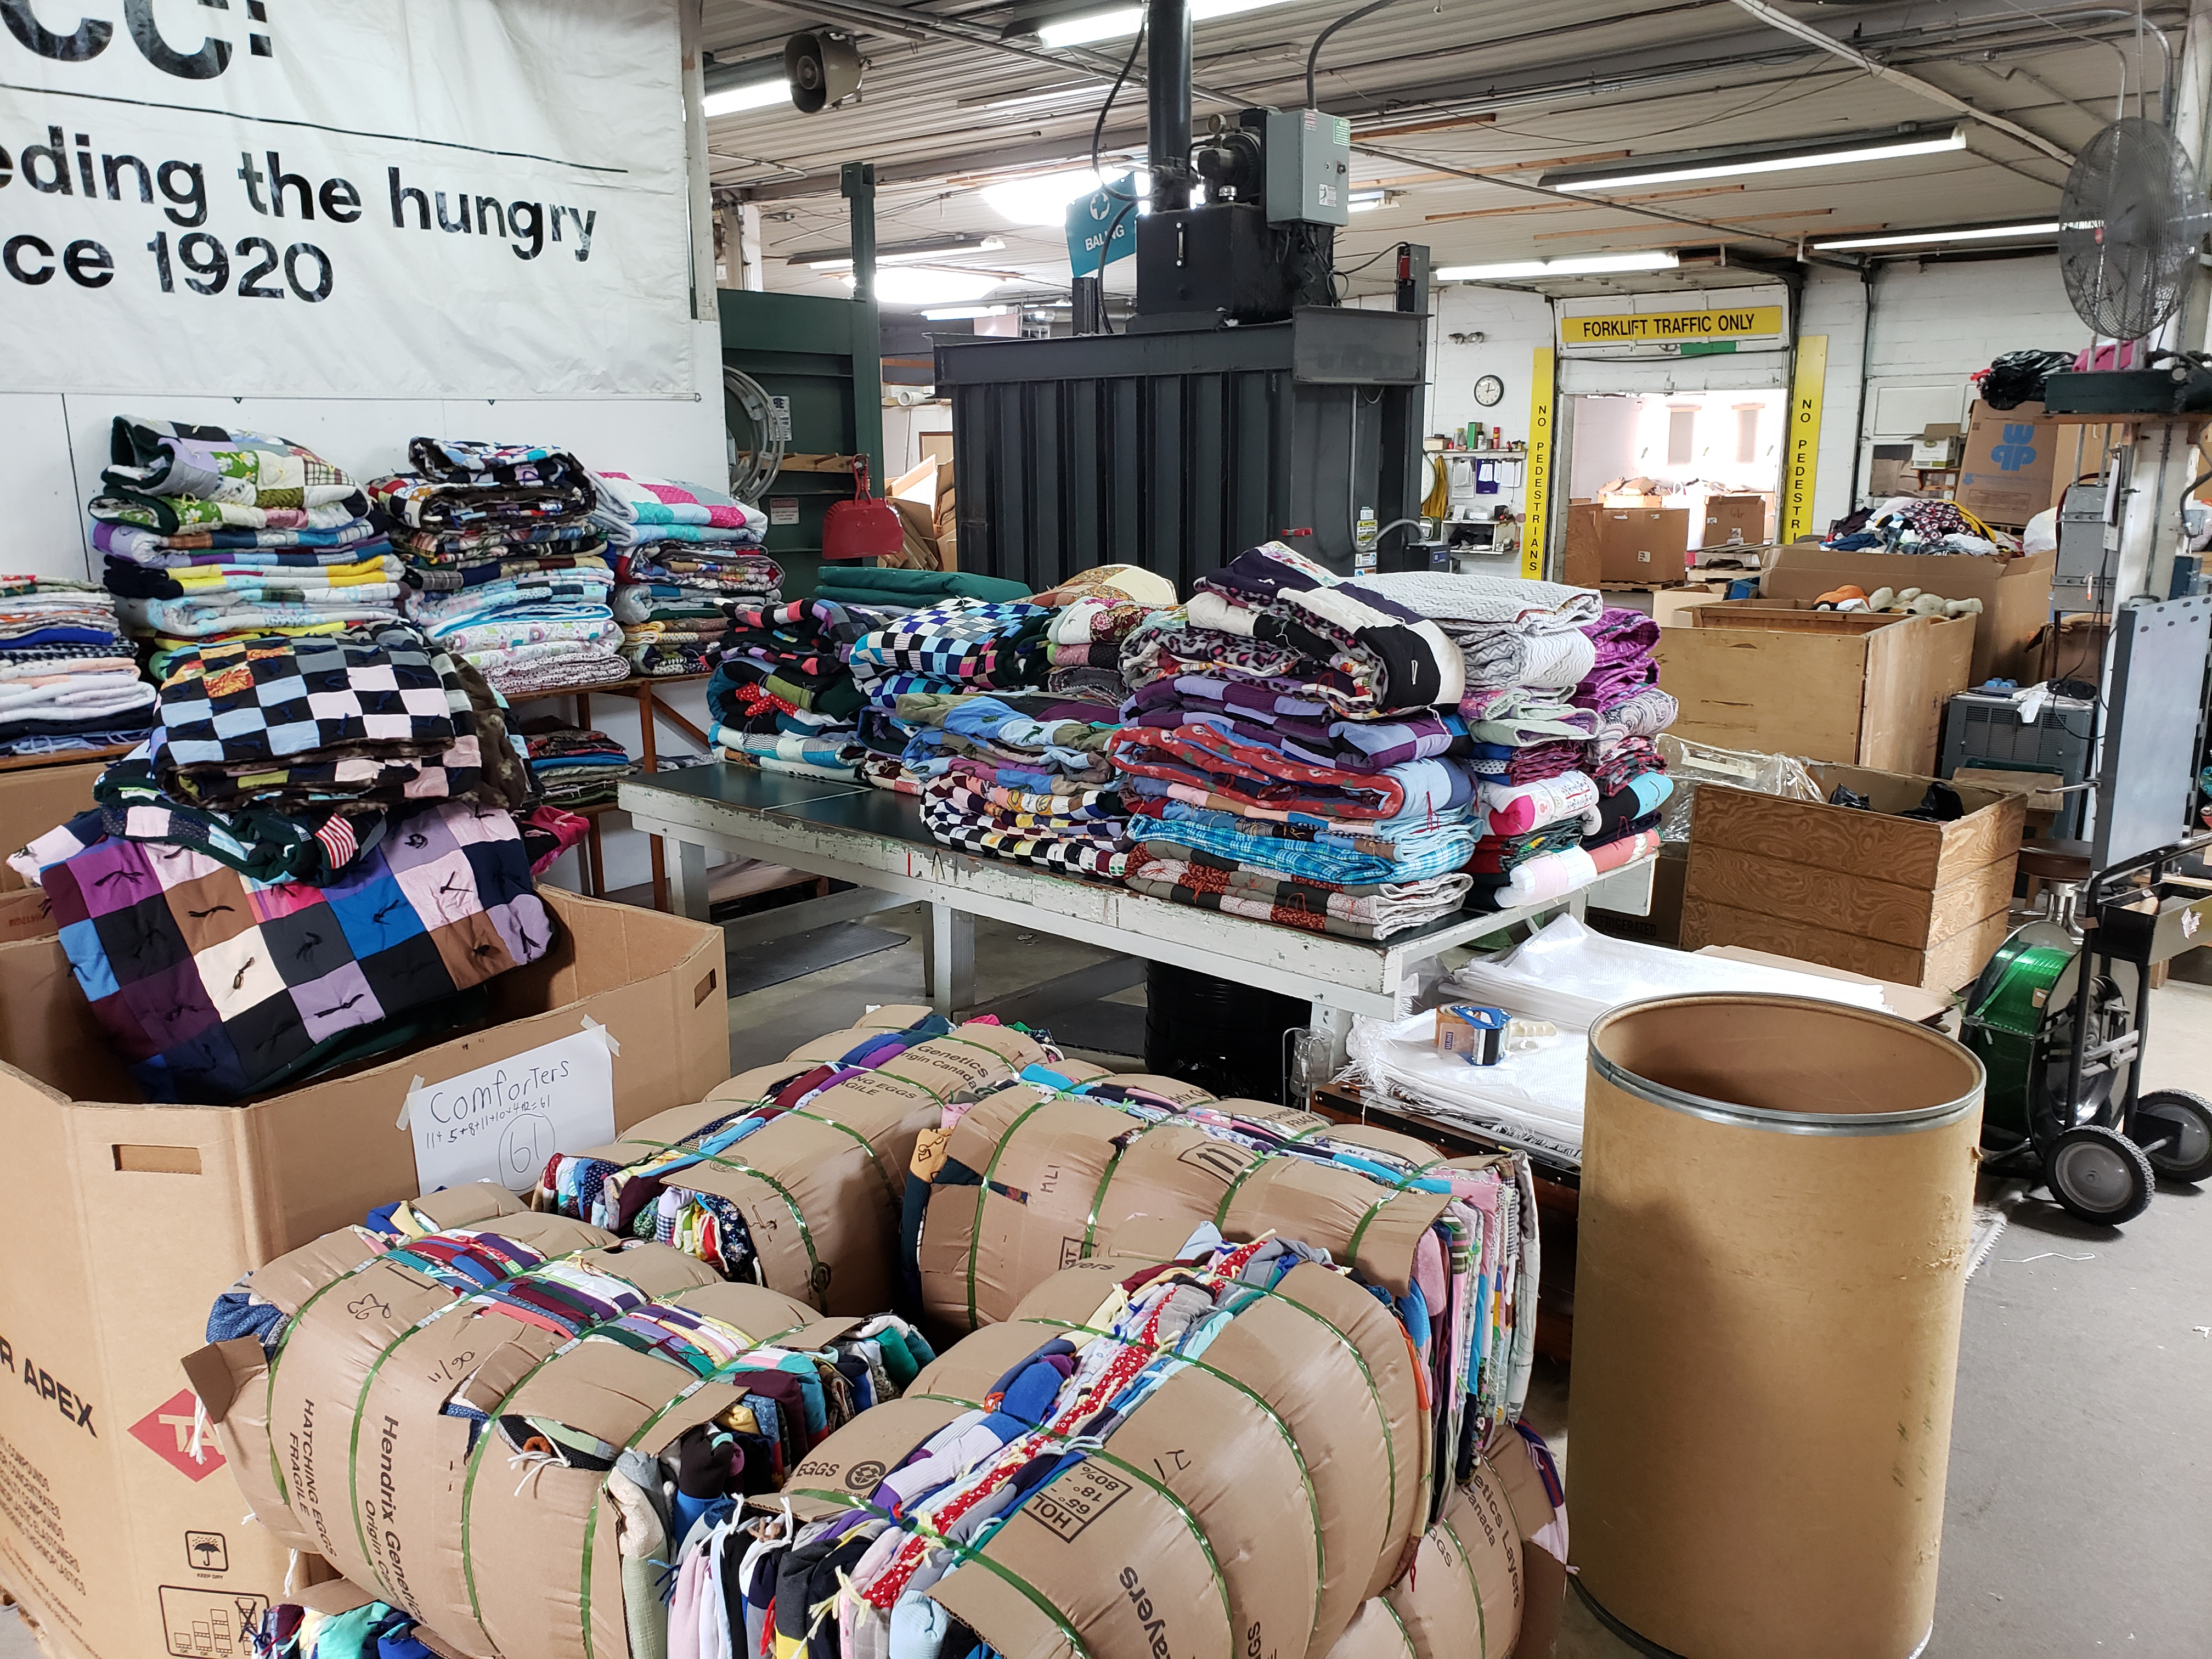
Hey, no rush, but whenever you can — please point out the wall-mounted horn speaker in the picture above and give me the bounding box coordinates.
[784,29,862,112]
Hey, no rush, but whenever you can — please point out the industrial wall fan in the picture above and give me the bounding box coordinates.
[2044,115,2212,414]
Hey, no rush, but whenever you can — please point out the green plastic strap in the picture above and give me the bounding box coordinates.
[1012,1318,1326,1639]
[782,1485,1098,1659]
[343,1239,629,1610]
[1343,1192,1400,1274]
[907,1389,1234,1656]
[965,1096,1062,1330]
[578,1370,730,1659]
[1375,1593,1416,1659]
[621,1139,825,1306]
[853,1062,950,1108]
[1208,1154,1269,1229]
[1080,1119,1176,1258]
[786,1107,902,1207]
[1438,1506,1488,1659]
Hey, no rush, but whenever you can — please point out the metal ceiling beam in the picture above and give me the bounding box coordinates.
[720,0,1246,104]
[1724,0,2075,163]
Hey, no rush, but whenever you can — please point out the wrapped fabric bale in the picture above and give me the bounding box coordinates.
[1379,1468,1526,1659]
[535,1011,1055,1314]
[760,1234,1417,1659]
[910,1075,1537,1499]
[188,1191,934,1659]
[975,1252,1433,1650]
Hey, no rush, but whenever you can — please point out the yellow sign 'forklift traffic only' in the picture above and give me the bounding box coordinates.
[1559,306,1785,343]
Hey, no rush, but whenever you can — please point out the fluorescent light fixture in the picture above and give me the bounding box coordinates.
[1542,127,1965,193]
[1040,0,1291,48]
[794,235,1005,270]
[1348,189,1390,212]
[845,268,1006,306]
[920,304,1014,320]
[702,79,789,116]
[1435,251,1681,281]
[980,167,1147,226]
[1811,221,2060,250]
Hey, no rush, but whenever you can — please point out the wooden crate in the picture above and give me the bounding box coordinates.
[1680,761,2027,991]
[1656,600,1974,775]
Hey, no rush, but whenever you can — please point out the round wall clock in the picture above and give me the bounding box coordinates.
[1474,374,1504,407]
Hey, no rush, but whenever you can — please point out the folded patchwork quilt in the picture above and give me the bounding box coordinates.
[13,797,552,1103]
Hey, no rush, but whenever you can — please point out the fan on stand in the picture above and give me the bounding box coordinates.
[2045,116,2212,410]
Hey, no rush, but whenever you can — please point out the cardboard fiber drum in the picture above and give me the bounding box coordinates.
[1567,995,1983,1659]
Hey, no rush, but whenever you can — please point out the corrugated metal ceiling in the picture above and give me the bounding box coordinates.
[698,0,2176,304]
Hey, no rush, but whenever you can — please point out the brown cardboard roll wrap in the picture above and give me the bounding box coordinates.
[535,1015,1051,1314]
[1379,1466,1525,1659]
[920,1256,1431,1658]
[186,1206,912,1659]
[1568,994,1983,1659]
[915,1086,1457,1332]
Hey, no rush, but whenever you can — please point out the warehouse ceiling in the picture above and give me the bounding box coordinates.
[698,0,2182,310]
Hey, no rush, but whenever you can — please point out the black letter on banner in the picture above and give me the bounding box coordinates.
[123,0,230,78]
[4,234,55,284]
[0,1,112,61]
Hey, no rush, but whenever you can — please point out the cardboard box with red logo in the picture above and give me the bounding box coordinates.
[0,890,728,1659]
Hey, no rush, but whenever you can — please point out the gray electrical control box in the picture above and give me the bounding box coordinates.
[1265,108,1352,226]
[2055,479,2111,607]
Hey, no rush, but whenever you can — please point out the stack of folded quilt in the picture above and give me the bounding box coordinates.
[1036,562,1178,703]
[595,472,780,676]
[8,627,550,1103]
[704,598,879,781]
[1357,570,1630,911]
[92,416,401,663]
[900,691,1133,879]
[525,726,635,808]
[843,596,1056,792]
[0,577,155,758]
[373,438,625,696]
[1567,605,1675,874]
[1113,544,1476,939]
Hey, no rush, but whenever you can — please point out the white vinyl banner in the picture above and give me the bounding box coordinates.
[0,0,694,397]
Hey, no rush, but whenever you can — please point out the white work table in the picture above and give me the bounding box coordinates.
[619,763,1655,1066]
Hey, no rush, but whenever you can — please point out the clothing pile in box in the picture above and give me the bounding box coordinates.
[525,725,635,808]
[903,690,1136,879]
[704,597,880,781]
[184,1182,931,1659]
[373,438,625,696]
[0,577,154,757]
[597,472,780,677]
[92,416,402,666]
[1113,544,1476,939]
[8,627,549,1103]
[843,596,1058,795]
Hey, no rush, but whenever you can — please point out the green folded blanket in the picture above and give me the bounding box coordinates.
[814,565,1031,606]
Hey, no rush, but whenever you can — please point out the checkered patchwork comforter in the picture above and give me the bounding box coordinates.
[22,799,552,1104]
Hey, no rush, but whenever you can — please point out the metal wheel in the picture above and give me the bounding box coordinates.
[2046,1124,2155,1226]
[2134,1089,2212,1183]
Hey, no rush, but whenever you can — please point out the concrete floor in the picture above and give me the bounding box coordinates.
[10,928,2205,1659]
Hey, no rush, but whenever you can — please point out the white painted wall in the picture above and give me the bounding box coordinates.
[1428,284,1555,444]
[1801,254,2090,532]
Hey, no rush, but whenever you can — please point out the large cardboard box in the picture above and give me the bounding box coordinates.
[1562,501,1602,589]
[1693,494,1768,551]
[1656,601,1974,775]
[0,762,103,943]
[0,888,729,1659]
[1955,400,2096,527]
[1680,761,2025,990]
[1760,545,2055,685]
[1597,507,1689,583]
